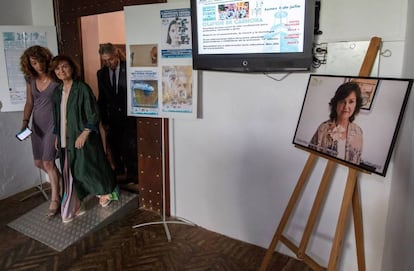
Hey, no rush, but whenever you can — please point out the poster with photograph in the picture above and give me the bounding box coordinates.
[0,26,57,112]
[293,74,412,177]
[194,0,306,55]
[125,3,198,119]
[129,69,159,116]
[162,65,193,113]
[130,44,158,67]
[160,8,192,58]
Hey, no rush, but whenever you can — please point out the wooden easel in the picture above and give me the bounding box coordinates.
[259,36,382,271]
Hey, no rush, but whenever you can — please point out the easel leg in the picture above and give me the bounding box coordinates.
[327,169,358,270]
[353,180,366,271]
[259,36,378,271]
[259,154,317,271]
[298,160,336,259]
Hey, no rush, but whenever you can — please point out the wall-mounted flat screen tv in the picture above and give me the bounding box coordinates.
[190,0,315,73]
[293,74,413,177]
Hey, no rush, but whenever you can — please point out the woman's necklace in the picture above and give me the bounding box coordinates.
[336,124,347,140]
[36,76,50,91]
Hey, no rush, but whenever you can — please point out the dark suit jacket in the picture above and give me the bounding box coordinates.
[97,61,128,125]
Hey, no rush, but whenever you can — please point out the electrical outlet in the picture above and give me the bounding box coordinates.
[312,43,328,68]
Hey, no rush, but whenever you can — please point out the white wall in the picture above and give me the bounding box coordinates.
[30,0,55,25]
[381,1,414,270]
[0,1,54,200]
[0,1,32,25]
[318,0,406,42]
[170,0,411,271]
[0,0,413,270]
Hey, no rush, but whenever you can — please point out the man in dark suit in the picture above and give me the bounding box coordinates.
[97,43,138,184]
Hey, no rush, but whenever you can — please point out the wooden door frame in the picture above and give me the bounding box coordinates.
[52,0,170,215]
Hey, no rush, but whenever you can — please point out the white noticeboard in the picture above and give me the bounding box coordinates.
[124,3,198,119]
[314,41,380,76]
[0,25,58,112]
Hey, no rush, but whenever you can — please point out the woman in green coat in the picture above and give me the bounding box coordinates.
[51,55,118,223]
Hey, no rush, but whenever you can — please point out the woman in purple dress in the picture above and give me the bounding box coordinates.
[20,45,61,217]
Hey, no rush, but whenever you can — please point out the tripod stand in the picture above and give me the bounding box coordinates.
[20,168,49,201]
[132,118,195,241]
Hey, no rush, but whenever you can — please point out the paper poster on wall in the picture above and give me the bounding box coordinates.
[3,31,49,106]
[129,69,159,115]
[160,8,192,58]
[195,0,306,55]
[130,44,158,67]
[0,26,57,112]
[125,3,198,119]
[161,65,193,113]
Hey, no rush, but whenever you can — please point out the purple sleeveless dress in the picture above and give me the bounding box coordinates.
[29,78,59,161]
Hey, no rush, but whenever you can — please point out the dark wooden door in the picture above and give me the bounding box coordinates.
[53,0,169,215]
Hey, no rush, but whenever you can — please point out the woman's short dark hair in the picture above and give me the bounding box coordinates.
[49,55,80,81]
[329,81,362,122]
[20,45,54,78]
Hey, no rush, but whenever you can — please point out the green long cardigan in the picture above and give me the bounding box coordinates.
[53,80,116,200]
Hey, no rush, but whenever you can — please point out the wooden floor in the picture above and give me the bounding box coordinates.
[0,186,312,271]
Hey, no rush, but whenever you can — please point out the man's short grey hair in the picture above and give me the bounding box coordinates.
[99,43,117,55]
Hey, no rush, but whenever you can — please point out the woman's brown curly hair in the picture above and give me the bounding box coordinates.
[20,45,54,78]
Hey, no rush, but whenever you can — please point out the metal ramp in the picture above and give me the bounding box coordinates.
[8,190,138,252]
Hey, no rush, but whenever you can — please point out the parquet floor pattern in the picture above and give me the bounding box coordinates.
[0,187,311,271]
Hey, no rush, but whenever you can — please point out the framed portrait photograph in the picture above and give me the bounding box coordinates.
[352,78,379,110]
[293,74,413,176]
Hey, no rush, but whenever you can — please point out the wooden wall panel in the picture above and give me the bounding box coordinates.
[137,118,170,215]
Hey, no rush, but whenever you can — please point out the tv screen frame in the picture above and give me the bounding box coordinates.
[190,0,316,73]
[293,74,413,177]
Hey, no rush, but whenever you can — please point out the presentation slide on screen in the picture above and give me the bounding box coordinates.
[196,0,305,54]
